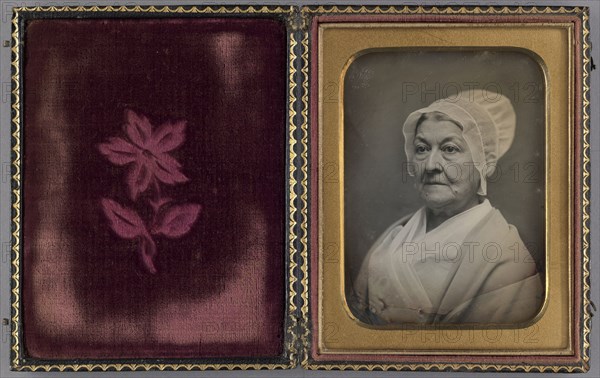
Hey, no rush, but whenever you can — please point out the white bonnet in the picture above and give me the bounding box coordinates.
[402,90,516,196]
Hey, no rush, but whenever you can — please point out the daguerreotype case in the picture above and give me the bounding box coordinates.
[9,4,591,373]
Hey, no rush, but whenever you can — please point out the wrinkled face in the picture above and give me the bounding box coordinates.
[412,117,480,212]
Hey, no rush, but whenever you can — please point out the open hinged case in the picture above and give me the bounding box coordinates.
[9,5,591,372]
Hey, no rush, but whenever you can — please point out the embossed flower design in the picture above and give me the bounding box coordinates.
[98,109,201,273]
[98,109,189,200]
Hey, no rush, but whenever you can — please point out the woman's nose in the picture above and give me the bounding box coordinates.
[424,149,443,172]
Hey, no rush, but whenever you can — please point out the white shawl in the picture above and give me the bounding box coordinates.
[352,201,543,324]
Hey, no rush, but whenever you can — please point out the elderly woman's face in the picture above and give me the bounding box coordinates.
[412,118,480,212]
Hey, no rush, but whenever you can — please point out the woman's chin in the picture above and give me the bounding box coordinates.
[420,188,454,209]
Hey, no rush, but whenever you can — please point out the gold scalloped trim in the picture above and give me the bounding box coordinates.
[10,6,22,373]
[299,31,310,366]
[581,8,591,371]
[15,5,292,13]
[300,5,591,372]
[303,363,587,373]
[10,5,296,372]
[15,364,294,373]
[286,31,300,369]
[302,5,584,15]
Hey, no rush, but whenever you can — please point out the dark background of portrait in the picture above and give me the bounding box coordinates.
[344,50,546,296]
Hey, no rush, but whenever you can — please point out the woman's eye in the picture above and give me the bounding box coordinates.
[415,145,429,154]
[443,145,460,153]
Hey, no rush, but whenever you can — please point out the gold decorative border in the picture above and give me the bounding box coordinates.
[581,8,592,371]
[299,31,310,366]
[10,5,297,372]
[303,5,585,15]
[13,4,292,13]
[286,31,300,369]
[10,5,22,373]
[300,5,591,372]
[303,363,586,373]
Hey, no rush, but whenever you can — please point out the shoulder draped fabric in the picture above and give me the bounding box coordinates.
[351,200,544,324]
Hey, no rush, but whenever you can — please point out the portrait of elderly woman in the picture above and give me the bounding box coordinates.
[343,51,547,326]
[350,90,544,325]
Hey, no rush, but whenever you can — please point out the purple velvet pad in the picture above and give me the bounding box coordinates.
[22,17,287,359]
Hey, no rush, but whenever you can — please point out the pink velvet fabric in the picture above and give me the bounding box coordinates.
[22,18,287,359]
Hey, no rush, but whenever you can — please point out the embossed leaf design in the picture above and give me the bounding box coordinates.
[123,109,153,148]
[97,137,138,166]
[150,120,187,152]
[100,198,147,239]
[151,203,201,238]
